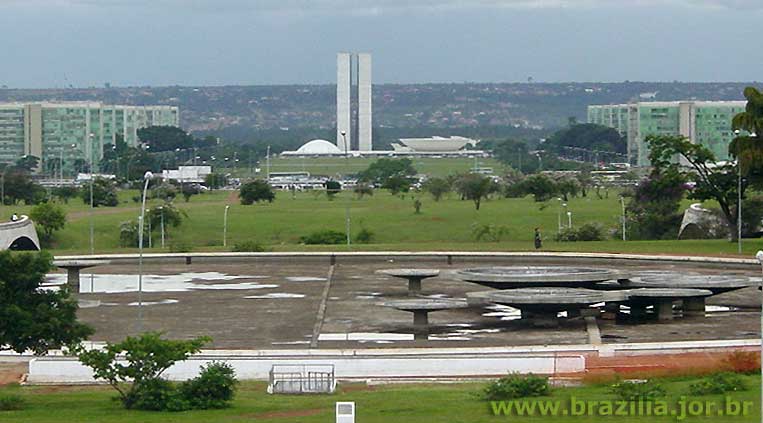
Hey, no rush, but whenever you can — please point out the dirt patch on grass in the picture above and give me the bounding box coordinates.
[0,363,27,386]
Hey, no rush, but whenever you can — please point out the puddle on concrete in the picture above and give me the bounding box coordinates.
[482,304,522,321]
[244,293,306,299]
[271,341,311,345]
[126,299,179,306]
[355,292,383,300]
[318,333,414,342]
[45,272,277,293]
[285,276,326,282]
[705,305,734,312]
[429,336,473,341]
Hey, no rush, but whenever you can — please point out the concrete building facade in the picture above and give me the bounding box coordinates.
[0,102,179,172]
[336,52,372,152]
[588,101,746,166]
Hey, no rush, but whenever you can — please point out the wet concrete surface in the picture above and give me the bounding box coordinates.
[48,256,761,350]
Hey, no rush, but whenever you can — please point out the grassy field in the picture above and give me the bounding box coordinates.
[265,156,507,178]
[0,375,759,422]
[3,187,763,256]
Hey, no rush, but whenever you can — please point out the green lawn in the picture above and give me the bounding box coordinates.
[3,187,762,256]
[265,156,508,178]
[1,375,759,422]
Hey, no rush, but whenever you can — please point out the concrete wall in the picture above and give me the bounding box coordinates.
[0,215,40,250]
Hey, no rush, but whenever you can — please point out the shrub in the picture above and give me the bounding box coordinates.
[355,228,374,244]
[0,394,25,411]
[555,222,605,242]
[30,202,66,242]
[125,378,189,412]
[723,351,760,374]
[471,223,510,242]
[483,373,550,401]
[239,180,275,205]
[232,241,267,252]
[299,230,345,245]
[169,241,193,253]
[179,362,238,409]
[610,380,666,401]
[688,372,747,395]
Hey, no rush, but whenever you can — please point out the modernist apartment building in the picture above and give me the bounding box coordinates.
[336,52,372,152]
[0,102,179,172]
[588,101,746,166]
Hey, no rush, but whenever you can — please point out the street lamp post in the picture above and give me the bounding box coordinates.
[556,198,563,233]
[137,171,153,332]
[223,205,230,247]
[620,195,626,241]
[88,133,95,255]
[734,129,742,254]
[567,211,572,229]
[158,206,165,249]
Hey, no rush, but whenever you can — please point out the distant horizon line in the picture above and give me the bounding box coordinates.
[1,80,760,91]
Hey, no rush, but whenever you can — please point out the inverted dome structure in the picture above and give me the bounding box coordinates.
[294,139,343,155]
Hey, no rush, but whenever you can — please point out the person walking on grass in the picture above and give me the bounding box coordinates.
[534,227,542,250]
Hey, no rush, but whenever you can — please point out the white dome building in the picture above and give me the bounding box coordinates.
[289,139,343,156]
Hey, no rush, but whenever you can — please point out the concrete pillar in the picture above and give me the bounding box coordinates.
[407,278,422,295]
[521,310,559,328]
[629,304,649,320]
[655,301,674,321]
[412,310,429,341]
[66,268,80,293]
[682,298,706,318]
[602,302,620,320]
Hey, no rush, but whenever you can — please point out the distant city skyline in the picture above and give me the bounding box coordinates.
[1,0,761,88]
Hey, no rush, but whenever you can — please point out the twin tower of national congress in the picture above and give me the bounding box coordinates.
[336,52,372,152]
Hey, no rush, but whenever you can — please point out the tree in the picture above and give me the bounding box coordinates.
[730,86,763,186]
[137,126,195,152]
[75,332,209,409]
[0,251,93,354]
[181,184,201,202]
[546,123,626,156]
[353,183,374,198]
[454,174,498,210]
[515,174,558,202]
[422,177,450,201]
[358,158,416,185]
[624,148,687,240]
[151,182,178,201]
[1,170,46,205]
[555,177,580,202]
[382,175,412,195]
[239,180,275,205]
[14,155,40,173]
[204,173,228,189]
[30,203,66,242]
[147,203,187,236]
[490,139,539,174]
[648,134,744,240]
[325,180,341,200]
[84,177,119,207]
[52,186,80,204]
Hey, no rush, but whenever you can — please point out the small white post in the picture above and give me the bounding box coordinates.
[336,402,355,423]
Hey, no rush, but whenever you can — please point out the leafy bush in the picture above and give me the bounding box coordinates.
[179,362,238,409]
[232,241,267,252]
[483,373,550,400]
[723,351,760,374]
[30,202,66,242]
[555,222,605,242]
[75,332,210,410]
[610,380,667,401]
[239,180,275,205]
[299,230,345,245]
[83,177,119,207]
[355,228,374,244]
[169,241,193,253]
[688,373,747,395]
[471,223,511,242]
[125,378,189,412]
[0,394,25,411]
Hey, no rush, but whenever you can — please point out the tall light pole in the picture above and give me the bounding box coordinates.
[137,171,153,333]
[341,131,350,247]
[734,129,742,254]
[620,195,626,241]
[567,211,572,229]
[158,206,165,249]
[223,205,230,247]
[556,198,563,233]
[266,145,271,182]
[88,133,95,255]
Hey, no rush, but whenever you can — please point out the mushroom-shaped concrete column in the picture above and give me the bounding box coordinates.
[381,298,468,340]
[376,268,440,296]
[52,260,110,293]
[625,288,713,320]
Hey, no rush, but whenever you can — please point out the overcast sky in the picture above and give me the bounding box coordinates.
[1,0,761,88]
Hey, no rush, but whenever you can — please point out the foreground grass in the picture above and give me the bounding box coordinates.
[2,187,761,257]
[0,375,759,422]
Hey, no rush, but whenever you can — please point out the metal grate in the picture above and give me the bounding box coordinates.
[268,364,336,394]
